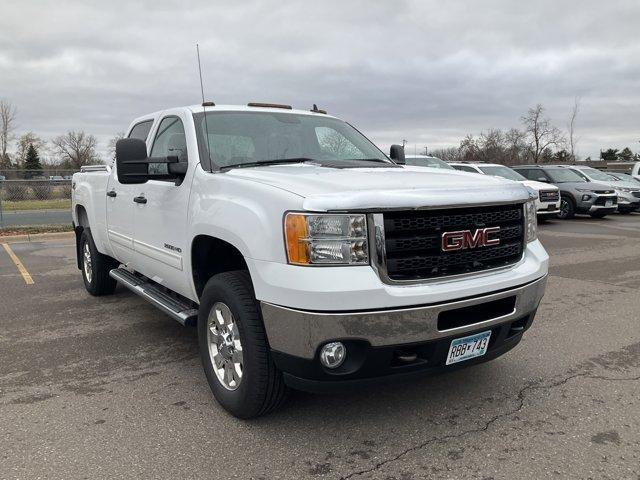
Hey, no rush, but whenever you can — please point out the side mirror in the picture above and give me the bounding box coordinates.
[537,177,549,183]
[390,144,405,165]
[116,138,149,184]
[116,138,187,185]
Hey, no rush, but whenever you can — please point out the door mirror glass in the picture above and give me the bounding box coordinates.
[116,138,150,184]
[390,144,405,165]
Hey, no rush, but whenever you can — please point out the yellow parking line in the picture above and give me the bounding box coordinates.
[2,243,34,285]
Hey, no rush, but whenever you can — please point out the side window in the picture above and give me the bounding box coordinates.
[454,165,478,173]
[515,169,533,180]
[149,117,188,175]
[315,126,364,160]
[128,120,153,143]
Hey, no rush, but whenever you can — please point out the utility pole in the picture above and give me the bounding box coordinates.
[401,139,407,148]
[424,146,428,156]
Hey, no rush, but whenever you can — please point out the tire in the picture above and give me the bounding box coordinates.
[557,196,575,219]
[80,228,118,296]
[198,270,288,418]
[590,211,608,218]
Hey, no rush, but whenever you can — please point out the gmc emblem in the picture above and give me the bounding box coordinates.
[441,227,501,252]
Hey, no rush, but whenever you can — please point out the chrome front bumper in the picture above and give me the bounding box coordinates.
[261,275,547,359]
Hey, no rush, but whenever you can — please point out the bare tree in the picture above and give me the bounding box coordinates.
[16,132,47,168]
[504,128,528,165]
[51,130,101,168]
[568,96,580,161]
[0,99,17,168]
[429,147,460,162]
[521,104,565,164]
[107,132,125,166]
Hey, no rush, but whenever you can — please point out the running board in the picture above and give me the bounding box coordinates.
[109,268,198,326]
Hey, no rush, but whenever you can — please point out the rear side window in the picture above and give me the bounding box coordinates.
[128,120,153,142]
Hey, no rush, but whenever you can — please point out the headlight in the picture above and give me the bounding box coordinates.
[575,188,594,193]
[285,213,368,265]
[524,199,537,243]
[616,187,633,193]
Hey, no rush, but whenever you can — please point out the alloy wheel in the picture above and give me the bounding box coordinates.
[83,242,93,283]
[207,302,244,390]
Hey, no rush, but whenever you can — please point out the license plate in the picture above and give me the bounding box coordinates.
[446,330,491,365]
[605,200,613,207]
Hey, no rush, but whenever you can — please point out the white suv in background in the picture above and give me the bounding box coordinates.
[449,162,561,218]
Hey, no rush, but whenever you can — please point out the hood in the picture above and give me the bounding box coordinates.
[227,164,531,211]
[521,179,558,191]
[611,180,640,190]
[554,181,614,192]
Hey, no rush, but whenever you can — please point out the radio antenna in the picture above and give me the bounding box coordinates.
[196,43,213,172]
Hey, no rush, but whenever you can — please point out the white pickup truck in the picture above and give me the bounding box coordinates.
[72,103,548,418]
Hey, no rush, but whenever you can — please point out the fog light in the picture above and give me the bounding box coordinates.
[320,342,346,369]
[582,194,591,201]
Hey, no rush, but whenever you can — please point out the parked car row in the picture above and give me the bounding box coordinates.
[409,156,640,220]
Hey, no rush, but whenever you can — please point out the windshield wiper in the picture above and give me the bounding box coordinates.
[221,158,317,171]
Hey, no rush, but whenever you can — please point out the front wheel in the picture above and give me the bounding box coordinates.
[198,271,288,418]
[557,196,575,220]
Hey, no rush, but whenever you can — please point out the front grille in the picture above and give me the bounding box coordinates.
[594,196,617,206]
[632,191,640,198]
[383,204,525,281]
[539,190,559,202]
[593,190,614,194]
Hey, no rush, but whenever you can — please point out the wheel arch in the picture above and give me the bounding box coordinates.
[191,234,250,299]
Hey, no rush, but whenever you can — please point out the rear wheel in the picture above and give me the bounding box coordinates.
[198,271,288,418]
[80,229,119,296]
[557,196,575,219]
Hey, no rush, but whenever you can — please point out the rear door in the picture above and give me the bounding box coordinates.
[131,113,192,297]
[105,119,154,265]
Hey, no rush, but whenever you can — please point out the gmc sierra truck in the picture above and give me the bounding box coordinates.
[72,103,548,418]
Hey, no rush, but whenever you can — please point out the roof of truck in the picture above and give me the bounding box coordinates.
[188,104,337,118]
[130,103,339,126]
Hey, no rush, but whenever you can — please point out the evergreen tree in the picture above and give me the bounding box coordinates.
[618,147,634,161]
[24,143,43,179]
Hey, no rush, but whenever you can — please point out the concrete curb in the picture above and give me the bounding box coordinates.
[0,231,75,244]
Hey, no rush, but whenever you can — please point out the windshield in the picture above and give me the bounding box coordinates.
[613,173,640,184]
[579,167,615,182]
[479,165,526,181]
[405,156,453,169]
[193,111,390,168]
[545,167,587,183]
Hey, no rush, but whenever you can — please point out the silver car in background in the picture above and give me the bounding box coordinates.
[566,166,640,213]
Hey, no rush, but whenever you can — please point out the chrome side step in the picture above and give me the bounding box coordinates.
[109,268,198,326]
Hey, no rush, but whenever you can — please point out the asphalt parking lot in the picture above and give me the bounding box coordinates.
[1,215,639,479]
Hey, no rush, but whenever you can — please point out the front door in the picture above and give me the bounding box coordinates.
[132,114,192,298]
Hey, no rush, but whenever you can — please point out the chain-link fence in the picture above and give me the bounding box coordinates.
[0,170,76,228]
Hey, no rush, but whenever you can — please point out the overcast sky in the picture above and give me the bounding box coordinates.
[1,0,639,161]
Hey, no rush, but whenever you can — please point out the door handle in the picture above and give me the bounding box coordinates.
[106,190,117,198]
[133,195,147,204]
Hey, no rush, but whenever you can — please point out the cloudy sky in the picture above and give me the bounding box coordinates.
[1,0,639,160]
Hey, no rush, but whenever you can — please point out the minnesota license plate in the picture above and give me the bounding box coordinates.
[446,330,491,365]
